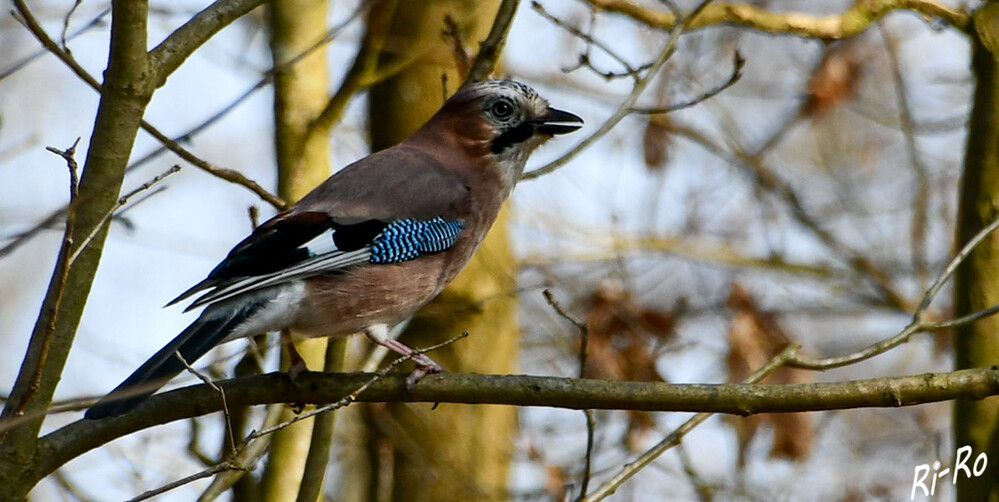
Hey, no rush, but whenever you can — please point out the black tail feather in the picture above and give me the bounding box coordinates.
[85,300,265,419]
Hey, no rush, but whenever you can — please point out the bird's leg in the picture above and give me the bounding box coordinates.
[282,329,311,413]
[363,324,444,390]
[282,328,310,380]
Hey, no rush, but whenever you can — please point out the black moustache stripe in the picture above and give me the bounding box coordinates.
[490,123,534,154]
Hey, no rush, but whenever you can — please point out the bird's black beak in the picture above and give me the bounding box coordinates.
[535,108,583,135]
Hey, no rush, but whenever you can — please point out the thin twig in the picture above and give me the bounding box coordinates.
[124,461,245,502]
[522,0,711,180]
[59,0,84,51]
[175,351,236,458]
[45,138,81,198]
[10,3,286,209]
[67,165,181,267]
[630,51,744,114]
[788,217,999,370]
[542,289,595,500]
[531,1,639,80]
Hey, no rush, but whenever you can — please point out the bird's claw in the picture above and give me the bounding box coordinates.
[287,360,312,414]
[405,359,443,393]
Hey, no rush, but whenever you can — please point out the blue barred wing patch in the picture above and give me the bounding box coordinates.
[369,218,465,264]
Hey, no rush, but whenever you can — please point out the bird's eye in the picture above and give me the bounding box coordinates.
[490,100,514,119]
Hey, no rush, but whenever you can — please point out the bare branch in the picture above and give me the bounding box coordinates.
[148,0,266,86]
[124,461,246,502]
[464,0,521,85]
[67,166,181,267]
[32,364,999,485]
[789,217,999,370]
[522,0,699,180]
[542,290,594,499]
[630,51,744,114]
[585,0,971,39]
[11,3,286,209]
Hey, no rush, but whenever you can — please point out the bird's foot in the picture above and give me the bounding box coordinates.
[288,357,310,382]
[287,359,313,414]
[362,325,445,392]
[405,354,444,392]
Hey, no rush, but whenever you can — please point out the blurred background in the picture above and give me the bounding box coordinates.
[0,0,975,500]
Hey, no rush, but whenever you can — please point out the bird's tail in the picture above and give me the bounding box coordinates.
[85,298,267,420]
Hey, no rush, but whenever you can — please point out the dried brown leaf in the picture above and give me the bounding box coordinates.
[802,41,865,119]
[725,283,812,463]
[642,116,672,170]
[545,464,568,501]
[581,282,676,382]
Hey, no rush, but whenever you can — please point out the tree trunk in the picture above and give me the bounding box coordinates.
[259,1,337,500]
[954,4,999,501]
[0,3,154,499]
[340,1,518,500]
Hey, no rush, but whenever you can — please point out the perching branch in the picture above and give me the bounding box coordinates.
[30,365,999,486]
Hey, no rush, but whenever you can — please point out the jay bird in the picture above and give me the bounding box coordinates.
[85,80,582,419]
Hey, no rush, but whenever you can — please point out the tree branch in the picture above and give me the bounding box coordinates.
[11,0,284,209]
[522,0,699,180]
[148,0,266,87]
[463,0,521,86]
[585,0,971,39]
[30,366,999,485]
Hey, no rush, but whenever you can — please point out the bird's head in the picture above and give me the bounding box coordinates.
[416,80,583,189]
